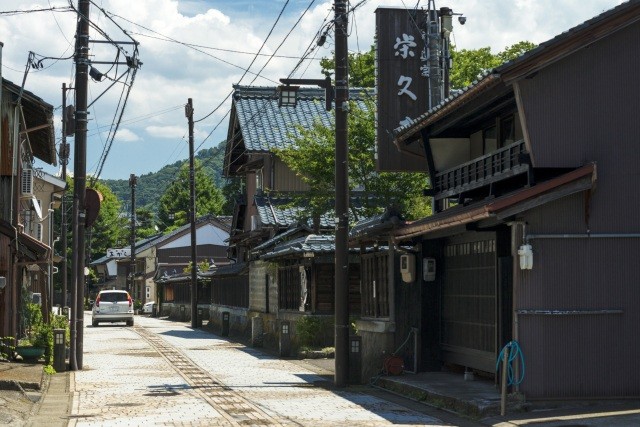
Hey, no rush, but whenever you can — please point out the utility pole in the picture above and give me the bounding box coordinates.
[71,0,90,371]
[60,84,71,309]
[129,174,137,295]
[334,0,350,387]
[186,98,198,328]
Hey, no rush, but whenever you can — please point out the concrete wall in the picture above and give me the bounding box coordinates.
[356,319,396,383]
[159,302,210,322]
[209,304,251,339]
[249,261,269,312]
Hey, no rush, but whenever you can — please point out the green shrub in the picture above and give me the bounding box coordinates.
[0,337,14,360]
[295,316,334,349]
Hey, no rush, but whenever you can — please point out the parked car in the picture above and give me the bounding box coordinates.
[140,301,156,314]
[91,290,134,327]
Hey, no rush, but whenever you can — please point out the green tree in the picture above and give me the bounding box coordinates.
[135,207,159,239]
[222,177,243,216]
[497,41,538,63]
[320,45,375,88]
[87,180,129,258]
[157,159,225,231]
[450,41,537,89]
[54,177,128,289]
[275,98,430,222]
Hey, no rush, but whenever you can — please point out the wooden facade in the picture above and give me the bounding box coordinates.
[356,2,640,399]
[0,78,57,339]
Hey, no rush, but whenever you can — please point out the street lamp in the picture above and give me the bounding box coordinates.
[277,85,299,108]
[278,76,334,111]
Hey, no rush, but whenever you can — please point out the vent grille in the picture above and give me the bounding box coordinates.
[21,169,33,195]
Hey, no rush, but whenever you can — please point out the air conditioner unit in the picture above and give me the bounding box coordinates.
[21,169,33,195]
[250,214,261,231]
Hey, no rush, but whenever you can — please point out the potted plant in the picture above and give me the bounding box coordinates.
[15,303,50,362]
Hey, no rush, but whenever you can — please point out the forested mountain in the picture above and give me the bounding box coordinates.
[103,143,227,209]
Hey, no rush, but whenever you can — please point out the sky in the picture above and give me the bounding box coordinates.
[0,0,624,180]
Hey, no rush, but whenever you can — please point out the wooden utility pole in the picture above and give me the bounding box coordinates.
[129,174,137,295]
[334,0,350,387]
[71,0,90,371]
[186,99,198,328]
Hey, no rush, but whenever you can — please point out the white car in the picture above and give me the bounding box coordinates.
[91,290,134,327]
[140,301,156,314]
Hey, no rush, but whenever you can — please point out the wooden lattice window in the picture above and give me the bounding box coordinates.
[360,251,389,318]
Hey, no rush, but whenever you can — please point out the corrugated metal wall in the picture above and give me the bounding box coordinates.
[516,194,640,397]
[511,22,640,398]
[518,23,640,233]
[520,23,640,170]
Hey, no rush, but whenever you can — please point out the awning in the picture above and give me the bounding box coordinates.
[0,219,51,262]
[395,163,596,240]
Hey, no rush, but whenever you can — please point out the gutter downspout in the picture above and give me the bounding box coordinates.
[508,220,526,392]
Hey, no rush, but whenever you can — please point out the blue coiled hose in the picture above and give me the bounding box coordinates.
[496,340,525,386]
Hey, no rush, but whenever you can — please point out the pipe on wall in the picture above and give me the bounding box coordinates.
[527,233,640,242]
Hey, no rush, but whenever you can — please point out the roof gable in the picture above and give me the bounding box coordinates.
[224,86,372,175]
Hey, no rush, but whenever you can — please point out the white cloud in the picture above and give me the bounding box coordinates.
[146,125,187,139]
[115,128,141,142]
[0,0,625,179]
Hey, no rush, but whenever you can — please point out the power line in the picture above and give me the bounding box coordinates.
[0,6,73,16]
[91,67,138,184]
[195,0,292,123]
[106,11,280,85]
[194,0,321,157]
[127,32,323,60]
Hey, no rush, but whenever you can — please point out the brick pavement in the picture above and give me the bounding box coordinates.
[137,316,448,426]
[70,313,450,426]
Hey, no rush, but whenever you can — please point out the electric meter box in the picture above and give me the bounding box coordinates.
[423,258,436,281]
[400,254,415,283]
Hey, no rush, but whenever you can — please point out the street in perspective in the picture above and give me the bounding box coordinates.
[69,313,465,427]
[3,1,640,427]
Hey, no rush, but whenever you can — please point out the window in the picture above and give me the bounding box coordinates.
[499,116,515,148]
[483,125,497,154]
[255,168,263,193]
[36,223,43,241]
[361,252,390,318]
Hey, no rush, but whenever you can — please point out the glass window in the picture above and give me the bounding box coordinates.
[500,116,515,147]
[484,125,497,154]
[256,169,263,192]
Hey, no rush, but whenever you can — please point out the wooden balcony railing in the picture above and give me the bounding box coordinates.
[434,140,528,200]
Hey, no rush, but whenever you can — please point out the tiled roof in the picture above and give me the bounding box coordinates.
[349,208,404,241]
[232,86,372,152]
[251,224,312,253]
[200,262,248,278]
[254,195,334,229]
[261,234,336,260]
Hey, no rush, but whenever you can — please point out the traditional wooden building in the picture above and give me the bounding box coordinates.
[0,76,58,337]
[152,215,231,319]
[221,86,376,348]
[356,2,640,398]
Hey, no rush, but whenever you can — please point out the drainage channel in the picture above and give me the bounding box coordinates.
[134,326,284,426]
